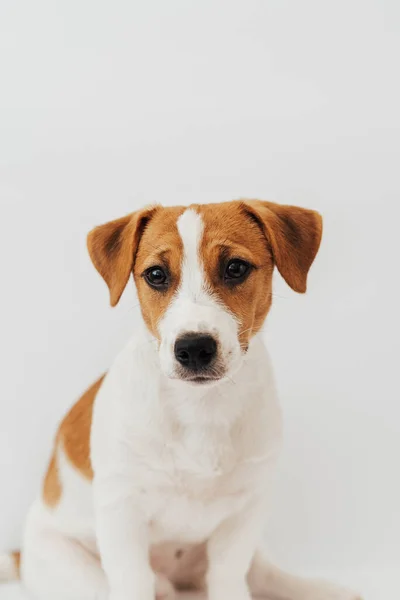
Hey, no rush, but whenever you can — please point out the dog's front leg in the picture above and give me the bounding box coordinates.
[94,477,154,600]
[207,498,265,600]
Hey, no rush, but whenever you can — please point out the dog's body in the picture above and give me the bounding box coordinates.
[0,201,361,600]
[21,329,280,599]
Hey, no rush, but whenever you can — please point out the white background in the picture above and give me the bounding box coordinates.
[0,1,399,598]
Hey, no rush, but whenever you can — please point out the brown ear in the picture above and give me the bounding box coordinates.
[244,200,323,293]
[87,207,156,306]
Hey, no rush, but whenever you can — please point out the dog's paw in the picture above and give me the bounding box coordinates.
[307,580,363,600]
[155,573,176,600]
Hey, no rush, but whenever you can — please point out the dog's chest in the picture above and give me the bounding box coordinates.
[133,427,264,543]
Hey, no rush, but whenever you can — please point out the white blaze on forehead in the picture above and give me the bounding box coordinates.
[158,207,242,379]
[176,208,206,301]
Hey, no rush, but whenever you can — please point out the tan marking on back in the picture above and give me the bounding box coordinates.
[43,445,62,507]
[60,375,105,479]
[42,375,104,507]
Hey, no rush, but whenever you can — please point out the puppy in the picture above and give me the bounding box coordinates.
[0,200,361,600]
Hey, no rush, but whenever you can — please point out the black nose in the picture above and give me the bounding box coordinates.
[174,334,217,371]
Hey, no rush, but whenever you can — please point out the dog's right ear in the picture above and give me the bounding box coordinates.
[87,207,156,307]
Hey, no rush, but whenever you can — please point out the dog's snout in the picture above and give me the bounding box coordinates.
[174,334,217,371]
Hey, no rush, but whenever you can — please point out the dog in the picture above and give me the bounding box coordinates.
[0,199,362,600]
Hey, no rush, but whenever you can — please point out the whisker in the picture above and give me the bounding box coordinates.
[239,326,265,337]
[238,326,253,336]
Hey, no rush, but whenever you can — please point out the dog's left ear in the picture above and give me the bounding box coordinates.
[87,206,157,306]
[244,200,323,293]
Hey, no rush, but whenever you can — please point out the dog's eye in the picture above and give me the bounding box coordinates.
[144,266,168,288]
[224,259,251,282]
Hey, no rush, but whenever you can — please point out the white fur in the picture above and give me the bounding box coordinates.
[12,209,362,600]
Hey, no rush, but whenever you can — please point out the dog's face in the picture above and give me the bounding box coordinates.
[88,200,322,384]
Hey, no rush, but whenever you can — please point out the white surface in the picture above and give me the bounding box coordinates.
[0,0,399,597]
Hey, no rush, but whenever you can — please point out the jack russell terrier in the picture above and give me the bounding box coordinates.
[0,200,361,600]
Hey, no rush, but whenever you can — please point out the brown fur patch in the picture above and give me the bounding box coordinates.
[60,376,105,480]
[189,200,323,346]
[43,444,62,507]
[87,207,158,307]
[12,551,21,577]
[243,199,322,293]
[42,376,104,506]
[87,206,187,332]
[195,201,275,347]
[133,206,185,338]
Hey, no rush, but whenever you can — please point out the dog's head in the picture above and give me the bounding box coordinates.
[87,200,322,384]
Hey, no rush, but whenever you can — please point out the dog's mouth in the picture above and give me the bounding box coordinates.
[184,375,221,385]
[171,369,226,385]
